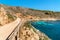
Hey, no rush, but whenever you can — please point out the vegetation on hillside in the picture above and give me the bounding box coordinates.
[6,13,16,21]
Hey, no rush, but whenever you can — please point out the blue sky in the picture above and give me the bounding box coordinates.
[0,0,60,11]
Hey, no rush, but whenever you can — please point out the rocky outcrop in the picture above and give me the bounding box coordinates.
[20,26,40,40]
[0,7,8,25]
[0,5,16,26]
[19,22,51,40]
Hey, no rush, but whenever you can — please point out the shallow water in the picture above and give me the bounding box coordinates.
[31,20,60,40]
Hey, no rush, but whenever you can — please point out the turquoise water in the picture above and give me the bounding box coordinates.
[31,21,60,40]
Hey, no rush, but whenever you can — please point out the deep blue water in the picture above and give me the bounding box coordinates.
[31,20,60,40]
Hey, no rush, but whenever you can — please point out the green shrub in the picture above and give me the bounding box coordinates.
[6,13,14,21]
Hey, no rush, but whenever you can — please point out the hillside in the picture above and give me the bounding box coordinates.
[0,4,60,19]
[0,4,16,26]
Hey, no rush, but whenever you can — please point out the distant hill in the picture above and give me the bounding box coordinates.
[0,4,60,22]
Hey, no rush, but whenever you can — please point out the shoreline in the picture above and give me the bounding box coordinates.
[31,25,51,40]
[20,20,51,40]
[29,18,60,21]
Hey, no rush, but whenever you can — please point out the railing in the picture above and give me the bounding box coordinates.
[0,18,21,40]
[6,22,20,40]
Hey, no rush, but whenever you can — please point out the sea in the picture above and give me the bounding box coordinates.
[31,20,60,40]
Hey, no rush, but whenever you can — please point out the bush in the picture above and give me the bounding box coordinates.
[6,13,14,21]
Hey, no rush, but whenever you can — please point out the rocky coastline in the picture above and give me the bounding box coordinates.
[19,21,51,40]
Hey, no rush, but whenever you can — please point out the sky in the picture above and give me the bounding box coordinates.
[0,0,60,12]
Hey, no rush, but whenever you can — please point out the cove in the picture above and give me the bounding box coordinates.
[31,20,60,40]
